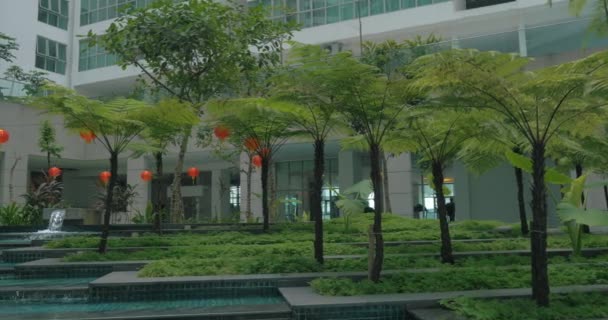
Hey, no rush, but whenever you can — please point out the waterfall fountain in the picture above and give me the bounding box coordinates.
[31,209,67,239]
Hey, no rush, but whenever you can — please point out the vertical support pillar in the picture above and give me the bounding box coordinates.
[518,19,528,57]
[338,150,358,191]
[240,152,262,221]
[386,153,414,217]
[212,169,232,220]
[1,152,28,205]
[127,157,150,223]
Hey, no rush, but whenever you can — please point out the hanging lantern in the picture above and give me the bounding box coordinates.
[79,130,96,143]
[48,166,62,179]
[252,155,262,168]
[99,171,111,185]
[244,137,259,152]
[0,129,10,144]
[213,126,230,141]
[140,170,153,182]
[259,147,271,158]
[187,167,200,183]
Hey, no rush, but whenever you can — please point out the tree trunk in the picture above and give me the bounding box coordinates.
[575,163,590,233]
[47,152,51,171]
[530,142,550,307]
[154,152,163,236]
[98,151,118,254]
[246,154,253,221]
[311,139,325,264]
[368,143,384,282]
[432,161,454,264]
[514,166,529,235]
[603,185,608,210]
[382,153,392,213]
[170,133,190,223]
[261,156,270,232]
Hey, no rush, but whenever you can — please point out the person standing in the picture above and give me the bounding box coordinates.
[446,197,455,222]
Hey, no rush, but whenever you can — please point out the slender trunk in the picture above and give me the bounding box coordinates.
[514,166,529,235]
[530,143,549,307]
[8,155,22,202]
[382,153,392,213]
[603,185,608,210]
[47,152,51,170]
[575,163,590,233]
[98,151,118,254]
[154,152,163,236]
[246,154,253,221]
[368,143,384,282]
[312,139,325,264]
[261,157,270,232]
[170,133,190,223]
[432,161,454,264]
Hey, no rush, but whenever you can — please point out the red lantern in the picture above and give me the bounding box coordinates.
[187,167,200,183]
[0,129,9,144]
[252,155,262,168]
[140,170,153,182]
[48,166,62,178]
[99,171,111,185]
[259,147,271,158]
[244,137,259,152]
[79,130,96,144]
[214,126,230,141]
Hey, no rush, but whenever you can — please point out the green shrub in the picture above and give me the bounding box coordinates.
[0,203,29,226]
[311,264,608,296]
[442,293,608,320]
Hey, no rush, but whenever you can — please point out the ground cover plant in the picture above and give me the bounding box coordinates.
[310,263,608,296]
[135,252,608,277]
[442,292,608,320]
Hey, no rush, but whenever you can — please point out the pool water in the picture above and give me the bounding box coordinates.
[0,276,96,287]
[0,295,285,315]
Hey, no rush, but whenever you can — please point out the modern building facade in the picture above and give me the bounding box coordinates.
[0,0,605,225]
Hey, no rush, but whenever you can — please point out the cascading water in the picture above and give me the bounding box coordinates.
[47,209,65,232]
[31,210,67,239]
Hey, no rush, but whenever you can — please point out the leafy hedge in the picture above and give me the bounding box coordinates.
[310,264,608,296]
[442,293,608,320]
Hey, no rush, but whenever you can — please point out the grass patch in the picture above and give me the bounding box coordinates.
[136,253,608,277]
[310,263,608,296]
[441,292,608,320]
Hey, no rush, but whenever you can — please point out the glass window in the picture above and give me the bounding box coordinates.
[326,5,339,23]
[81,0,148,26]
[402,0,415,8]
[340,3,354,20]
[386,0,400,11]
[370,0,383,15]
[78,39,119,71]
[35,36,67,75]
[313,8,325,25]
[38,0,69,30]
[417,0,432,5]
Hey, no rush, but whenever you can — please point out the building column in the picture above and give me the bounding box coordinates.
[240,152,262,221]
[386,153,414,217]
[1,152,28,205]
[211,169,231,220]
[127,157,150,222]
[338,150,359,190]
[518,22,528,57]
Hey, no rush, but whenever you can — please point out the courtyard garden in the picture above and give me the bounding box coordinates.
[3,0,608,319]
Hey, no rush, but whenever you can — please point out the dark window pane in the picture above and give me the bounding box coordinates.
[386,0,399,11]
[340,3,353,20]
[299,0,311,11]
[59,17,68,29]
[56,61,65,74]
[61,0,68,15]
[313,0,324,9]
[41,0,49,8]
[313,8,324,25]
[401,0,415,8]
[51,0,59,11]
[80,13,88,25]
[79,58,87,71]
[48,42,57,57]
[58,44,66,60]
[418,0,432,5]
[49,13,58,26]
[46,58,56,72]
[35,55,46,69]
[37,37,47,54]
[38,10,48,23]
